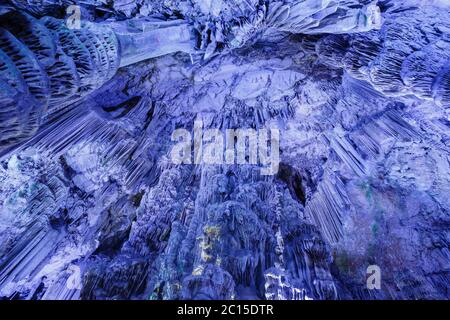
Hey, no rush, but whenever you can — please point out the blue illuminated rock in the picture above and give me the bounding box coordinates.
[0,0,448,300]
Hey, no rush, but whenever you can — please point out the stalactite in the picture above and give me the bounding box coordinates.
[0,1,449,301]
[317,8,450,106]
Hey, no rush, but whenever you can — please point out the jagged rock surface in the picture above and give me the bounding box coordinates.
[0,0,449,300]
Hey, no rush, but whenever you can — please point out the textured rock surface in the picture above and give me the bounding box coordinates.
[0,0,449,300]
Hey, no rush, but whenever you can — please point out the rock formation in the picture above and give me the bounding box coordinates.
[0,0,448,300]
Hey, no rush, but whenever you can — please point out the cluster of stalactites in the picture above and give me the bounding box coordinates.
[194,0,382,58]
[265,0,381,35]
[7,0,94,16]
[0,7,120,154]
[315,9,450,108]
